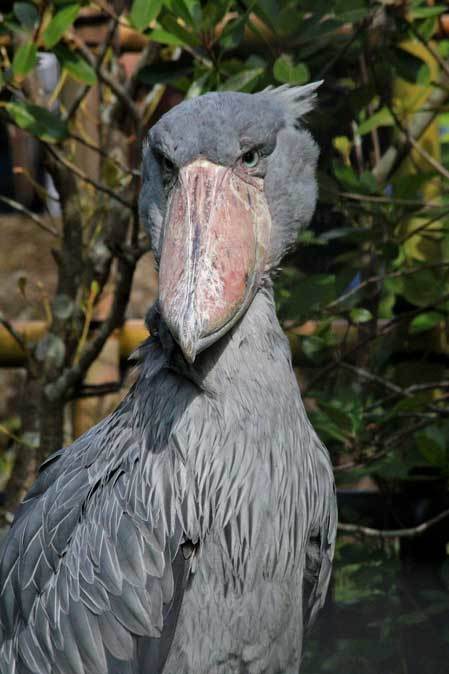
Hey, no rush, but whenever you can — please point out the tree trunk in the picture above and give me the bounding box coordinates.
[38,390,65,465]
[0,375,40,523]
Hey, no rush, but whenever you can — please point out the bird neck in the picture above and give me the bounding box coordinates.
[145,281,296,400]
[183,282,295,396]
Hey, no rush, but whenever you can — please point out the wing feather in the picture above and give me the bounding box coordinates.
[304,437,337,628]
[0,405,189,674]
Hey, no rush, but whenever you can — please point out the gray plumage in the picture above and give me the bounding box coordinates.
[0,84,336,674]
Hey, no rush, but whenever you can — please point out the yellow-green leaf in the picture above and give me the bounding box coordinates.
[273,55,309,85]
[149,28,185,46]
[43,4,80,48]
[220,68,264,93]
[350,307,373,323]
[54,45,97,85]
[358,107,394,136]
[409,312,442,334]
[5,101,68,142]
[130,0,162,31]
[12,42,37,78]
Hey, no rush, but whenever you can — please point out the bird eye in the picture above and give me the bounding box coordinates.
[241,149,259,169]
[157,152,177,192]
[160,154,175,175]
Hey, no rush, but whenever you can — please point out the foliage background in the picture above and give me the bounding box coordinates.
[1,0,449,671]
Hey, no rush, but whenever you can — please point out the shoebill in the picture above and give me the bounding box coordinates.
[0,83,337,674]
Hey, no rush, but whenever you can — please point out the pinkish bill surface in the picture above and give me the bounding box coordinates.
[158,159,271,360]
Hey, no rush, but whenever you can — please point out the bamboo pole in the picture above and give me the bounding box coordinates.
[1,319,448,369]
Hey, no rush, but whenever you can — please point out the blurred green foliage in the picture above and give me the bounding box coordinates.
[303,538,449,673]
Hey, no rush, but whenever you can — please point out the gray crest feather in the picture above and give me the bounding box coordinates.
[259,81,323,122]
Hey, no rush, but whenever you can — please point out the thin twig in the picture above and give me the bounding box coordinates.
[44,252,140,403]
[0,424,35,449]
[69,31,140,122]
[341,362,449,419]
[407,20,449,83]
[339,361,404,394]
[386,101,449,183]
[326,261,449,310]
[91,0,131,29]
[0,196,59,237]
[304,291,449,395]
[338,508,449,538]
[68,131,140,176]
[44,143,134,210]
[335,190,443,208]
[317,19,367,79]
[72,381,123,399]
[399,208,449,244]
[406,133,449,181]
[66,17,120,120]
[0,317,29,356]
[372,73,449,183]
[360,51,381,166]
[333,450,389,473]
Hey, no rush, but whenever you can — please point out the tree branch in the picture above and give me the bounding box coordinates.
[44,254,138,403]
[66,17,119,120]
[326,261,449,311]
[385,99,449,183]
[338,508,449,538]
[304,291,449,395]
[68,131,140,176]
[372,70,449,183]
[44,143,134,210]
[72,381,123,399]
[0,317,30,359]
[341,362,449,418]
[335,190,442,208]
[0,196,59,237]
[69,31,140,122]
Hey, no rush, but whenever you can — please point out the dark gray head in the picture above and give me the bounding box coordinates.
[139,84,320,362]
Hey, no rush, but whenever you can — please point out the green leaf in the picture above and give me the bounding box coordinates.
[273,55,309,85]
[350,307,372,323]
[149,29,185,46]
[300,335,331,365]
[401,270,442,307]
[13,2,39,30]
[12,41,37,78]
[164,0,202,27]
[320,401,356,434]
[311,409,348,443]
[415,426,446,467]
[358,107,393,136]
[54,45,96,84]
[333,162,361,191]
[129,0,162,31]
[411,6,445,18]
[4,101,68,142]
[219,16,245,49]
[158,14,201,47]
[220,67,264,92]
[333,0,370,23]
[359,171,377,194]
[409,311,442,334]
[43,4,80,48]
